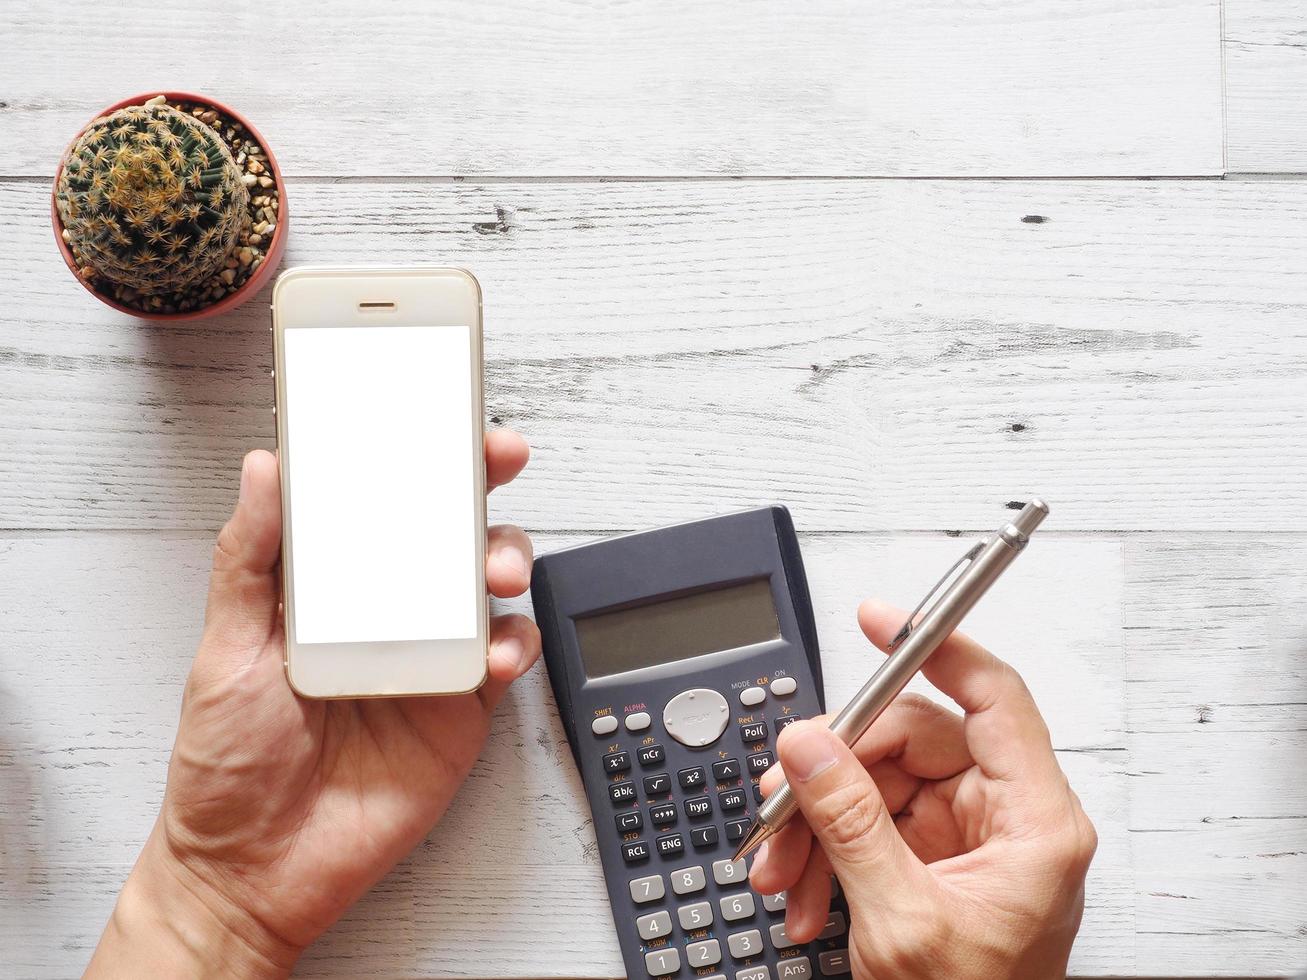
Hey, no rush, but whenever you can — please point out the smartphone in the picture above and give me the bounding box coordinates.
[271,267,488,698]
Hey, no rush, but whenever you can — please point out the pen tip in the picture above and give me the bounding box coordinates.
[731,820,775,864]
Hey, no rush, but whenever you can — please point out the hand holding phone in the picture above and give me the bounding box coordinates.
[273,267,491,697]
[85,434,542,978]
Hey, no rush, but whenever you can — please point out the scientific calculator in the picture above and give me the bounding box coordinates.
[531,507,852,979]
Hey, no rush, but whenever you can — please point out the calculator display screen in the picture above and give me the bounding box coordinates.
[574,578,780,678]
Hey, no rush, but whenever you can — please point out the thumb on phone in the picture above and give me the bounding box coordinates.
[776,720,929,915]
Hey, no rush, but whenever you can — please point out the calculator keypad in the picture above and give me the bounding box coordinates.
[602,675,845,977]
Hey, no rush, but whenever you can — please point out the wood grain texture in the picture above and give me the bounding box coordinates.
[1125,537,1307,975]
[0,0,1223,178]
[1224,0,1307,173]
[3,178,1306,534]
[2,530,1304,976]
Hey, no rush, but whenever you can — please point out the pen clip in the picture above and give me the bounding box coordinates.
[888,540,985,651]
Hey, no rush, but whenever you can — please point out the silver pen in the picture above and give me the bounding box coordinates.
[733,498,1050,863]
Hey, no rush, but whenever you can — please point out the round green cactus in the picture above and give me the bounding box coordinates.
[55,96,248,296]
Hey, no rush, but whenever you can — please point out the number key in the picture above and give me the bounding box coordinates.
[678,899,714,929]
[720,890,755,922]
[644,947,680,977]
[636,909,672,940]
[671,865,706,895]
[604,750,631,773]
[712,858,746,885]
[678,766,707,790]
[628,874,664,903]
[728,929,764,959]
[686,938,722,967]
[747,751,774,776]
[740,721,768,742]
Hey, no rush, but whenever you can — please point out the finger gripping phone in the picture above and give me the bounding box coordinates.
[272,267,488,698]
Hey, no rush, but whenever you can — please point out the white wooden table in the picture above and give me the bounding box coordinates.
[2,2,1305,977]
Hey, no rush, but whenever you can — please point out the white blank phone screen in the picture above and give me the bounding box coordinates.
[283,325,477,645]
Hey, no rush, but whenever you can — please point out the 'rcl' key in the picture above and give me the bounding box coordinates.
[622,840,650,863]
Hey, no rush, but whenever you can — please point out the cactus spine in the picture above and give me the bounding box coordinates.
[55,95,248,296]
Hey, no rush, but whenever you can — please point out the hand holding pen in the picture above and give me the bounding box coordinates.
[745,504,1099,978]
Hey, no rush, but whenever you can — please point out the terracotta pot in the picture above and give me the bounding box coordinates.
[51,91,288,322]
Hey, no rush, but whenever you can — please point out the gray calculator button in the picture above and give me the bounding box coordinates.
[769,921,798,948]
[728,929,764,959]
[644,947,680,976]
[818,949,851,974]
[770,676,797,696]
[686,938,723,967]
[637,910,673,941]
[629,874,665,903]
[720,890,755,922]
[739,686,766,707]
[626,711,652,732]
[663,688,731,747]
[777,957,812,979]
[817,911,847,940]
[726,930,763,961]
[671,865,707,895]
[761,890,787,912]
[737,969,771,980]
[678,900,714,930]
[592,715,619,736]
[712,858,746,885]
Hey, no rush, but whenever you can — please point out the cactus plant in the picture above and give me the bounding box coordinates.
[54,95,248,296]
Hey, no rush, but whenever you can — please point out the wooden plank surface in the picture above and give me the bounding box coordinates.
[1224,0,1307,173]
[1,531,1142,977]
[3,178,1306,534]
[5,0,1307,975]
[0,0,1223,179]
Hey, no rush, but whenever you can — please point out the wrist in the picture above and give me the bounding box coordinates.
[87,825,301,980]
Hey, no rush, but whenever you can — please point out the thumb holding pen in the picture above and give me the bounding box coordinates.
[749,599,1098,980]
